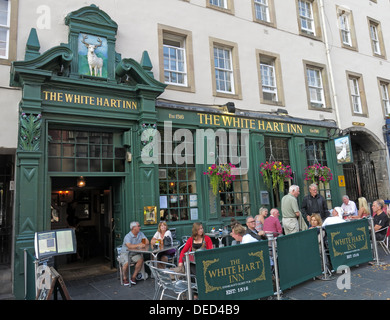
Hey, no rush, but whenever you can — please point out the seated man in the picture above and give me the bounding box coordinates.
[263,208,283,237]
[341,195,358,218]
[322,207,346,228]
[119,221,149,286]
[372,200,390,241]
[245,216,266,240]
[231,223,258,244]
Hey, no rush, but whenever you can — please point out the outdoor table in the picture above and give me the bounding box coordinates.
[126,243,180,286]
[206,230,230,247]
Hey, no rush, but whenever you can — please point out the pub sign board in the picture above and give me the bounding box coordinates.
[195,241,274,300]
[325,219,372,270]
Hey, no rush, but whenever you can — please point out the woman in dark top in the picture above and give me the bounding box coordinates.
[178,222,213,273]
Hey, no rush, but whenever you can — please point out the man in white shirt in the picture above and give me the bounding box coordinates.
[341,195,358,217]
[231,223,258,244]
[322,207,346,228]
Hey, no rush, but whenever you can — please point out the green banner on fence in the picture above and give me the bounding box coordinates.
[195,241,274,300]
[277,228,322,291]
[325,219,372,270]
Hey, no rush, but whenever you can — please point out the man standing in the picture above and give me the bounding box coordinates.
[341,195,358,217]
[301,184,329,222]
[281,185,306,234]
[120,221,149,286]
[263,208,283,237]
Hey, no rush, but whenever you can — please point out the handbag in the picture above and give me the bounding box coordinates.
[163,235,172,247]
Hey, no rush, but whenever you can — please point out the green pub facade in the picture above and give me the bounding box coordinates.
[10,5,344,299]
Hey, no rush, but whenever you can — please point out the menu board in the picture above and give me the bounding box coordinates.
[35,228,76,260]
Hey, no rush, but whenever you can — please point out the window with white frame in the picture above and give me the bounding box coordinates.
[298,0,315,35]
[306,67,325,108]
[370,23,381,55]
[0,0,10,59]
[209,0,227,9]
[254,0,270,22]
[260,60,278,102]
[163,36,187,86]
[339,14,351,46]
[380,82,390,116]
[349,78,362,114]
[214,46,234,94]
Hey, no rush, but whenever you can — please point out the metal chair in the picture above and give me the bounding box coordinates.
[145,260,196,300]
[181,236,190,243]
[116,246,148,286]
[376,226,390,255]
[167,240,181,265]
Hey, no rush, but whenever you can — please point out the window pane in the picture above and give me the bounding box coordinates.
[48,129,123,172]
[0,0,9,26]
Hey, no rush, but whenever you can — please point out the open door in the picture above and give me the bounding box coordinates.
[110,179,124,268]
[103,189,113,264]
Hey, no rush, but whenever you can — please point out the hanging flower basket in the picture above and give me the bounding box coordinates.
[260,161,292,192]
[304,163,333,185]
[204,163,236,196]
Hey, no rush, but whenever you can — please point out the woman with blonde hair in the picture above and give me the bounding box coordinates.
[351,197,370,219]
[254,207,268,235]
[309,213,323,228]
[151,221,174,266]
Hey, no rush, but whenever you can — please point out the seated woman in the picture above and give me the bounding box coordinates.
[150,221,174,267]
[309,213,323,228]
[351,197,370,219]
[178,222,213,274]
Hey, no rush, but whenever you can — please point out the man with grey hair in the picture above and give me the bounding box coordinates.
[301,183,329,222]
[281,185,306,234]
[119,221,149,286]
[341,195,358,217]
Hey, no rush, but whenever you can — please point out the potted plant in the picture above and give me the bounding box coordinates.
[303,163,333,185]
[204,163,236,195]
[259,161,292,192]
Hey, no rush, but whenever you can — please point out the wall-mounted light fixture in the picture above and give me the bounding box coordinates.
[77,176,86,188]
[220,102,235,114]
[276,108,288,116]
[126,151,132,162]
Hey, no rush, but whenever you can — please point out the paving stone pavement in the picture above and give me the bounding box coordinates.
[64,249,390,301]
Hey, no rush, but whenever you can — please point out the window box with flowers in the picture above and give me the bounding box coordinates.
[303,163,333,185]
[259,161,292,192]
[204,163,236,196]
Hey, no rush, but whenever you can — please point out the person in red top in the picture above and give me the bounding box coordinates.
[263,208,283,237]
[178,222,212,273]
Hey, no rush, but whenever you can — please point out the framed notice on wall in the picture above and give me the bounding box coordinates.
[144,206,157,225]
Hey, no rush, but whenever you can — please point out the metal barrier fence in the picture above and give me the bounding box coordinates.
[191,217,382,300]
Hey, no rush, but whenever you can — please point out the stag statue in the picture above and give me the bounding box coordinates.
[81,35,103,77]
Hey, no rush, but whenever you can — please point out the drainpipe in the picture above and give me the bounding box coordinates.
[319,0,341,128]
